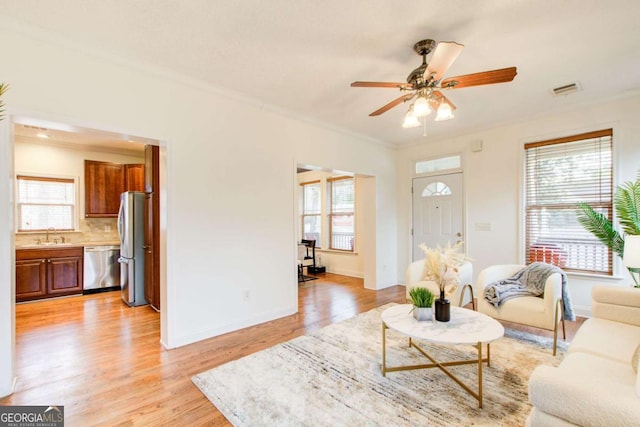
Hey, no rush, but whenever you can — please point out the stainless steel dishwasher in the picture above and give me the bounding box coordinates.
[83,245,121,291]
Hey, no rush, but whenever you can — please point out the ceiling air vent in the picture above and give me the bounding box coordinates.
[552,82,581,97]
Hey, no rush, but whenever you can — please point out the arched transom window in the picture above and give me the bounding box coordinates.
[421,181,452,197]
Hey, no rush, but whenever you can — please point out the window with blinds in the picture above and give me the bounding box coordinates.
[17,175,77,231]
[329,177,355,251]
[301,180,321,245]
[524,129,613,274]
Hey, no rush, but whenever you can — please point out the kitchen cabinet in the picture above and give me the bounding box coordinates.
[16,247,84,302]
[144,144,158,194]
[144,145,161,310]
[85,160,124,217]
[85,160,144,217]
[125,163,145,192]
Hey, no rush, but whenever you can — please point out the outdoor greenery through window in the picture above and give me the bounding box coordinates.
[301,180,321,244]
[524,129,613,274]
[329,177,355,251]
[17,175,77,231]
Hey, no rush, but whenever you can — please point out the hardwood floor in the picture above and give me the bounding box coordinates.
[1,273,585,426]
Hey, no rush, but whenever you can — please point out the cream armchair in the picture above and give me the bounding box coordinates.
[476,264,565,355]
[405,260,474,307]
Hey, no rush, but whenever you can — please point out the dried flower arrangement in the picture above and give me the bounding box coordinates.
[418,241,466,297]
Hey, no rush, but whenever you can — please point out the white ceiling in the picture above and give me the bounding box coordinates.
[2,0,640,146]
[12,120,148,155]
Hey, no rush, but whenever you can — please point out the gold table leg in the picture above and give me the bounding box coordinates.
[381,329,489,408]
[381,322,387,377]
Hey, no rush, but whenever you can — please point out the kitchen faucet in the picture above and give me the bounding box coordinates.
[46,227,55,243]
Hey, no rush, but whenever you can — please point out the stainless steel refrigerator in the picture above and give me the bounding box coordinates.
[118,191,147,306]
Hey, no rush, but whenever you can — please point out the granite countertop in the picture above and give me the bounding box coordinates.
[16,241,120,249]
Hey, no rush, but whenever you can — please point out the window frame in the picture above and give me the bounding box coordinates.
[328,176,355,252]
[523,128,613,275]
[300,179,322,247]
[16,174,80,232]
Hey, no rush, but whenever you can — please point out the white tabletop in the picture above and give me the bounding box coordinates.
[381,304,504,345]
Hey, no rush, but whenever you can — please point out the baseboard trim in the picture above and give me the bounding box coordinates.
[326,268,363,278]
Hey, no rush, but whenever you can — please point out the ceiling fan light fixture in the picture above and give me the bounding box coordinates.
[402,105,420,128]
[435,101,454,121]
[413,95,431,117]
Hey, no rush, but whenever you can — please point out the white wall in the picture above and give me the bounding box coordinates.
[397,96,640,318]
[0,21,398,396]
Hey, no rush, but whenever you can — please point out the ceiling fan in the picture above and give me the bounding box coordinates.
[351,39,517,128]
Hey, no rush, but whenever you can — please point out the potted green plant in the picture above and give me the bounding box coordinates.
[0,83,8,122]
[409,287,435,321]
[577,176,640,287]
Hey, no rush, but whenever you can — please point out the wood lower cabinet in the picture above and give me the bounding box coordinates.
[16,247,83,302]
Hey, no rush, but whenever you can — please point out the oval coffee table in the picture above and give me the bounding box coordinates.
[381,304,504,408]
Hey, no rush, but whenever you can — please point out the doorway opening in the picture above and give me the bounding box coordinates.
[295,164,377,290]
[9,115,166,363]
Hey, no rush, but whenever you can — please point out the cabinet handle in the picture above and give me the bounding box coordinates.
[41,260,45,263]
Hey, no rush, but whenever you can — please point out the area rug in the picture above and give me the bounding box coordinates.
[192,303,567,426]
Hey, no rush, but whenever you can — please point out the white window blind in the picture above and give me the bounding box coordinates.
[329,177,355,251]
[524,129,613,274]
[301,180,321,245]
[17,175,76,231]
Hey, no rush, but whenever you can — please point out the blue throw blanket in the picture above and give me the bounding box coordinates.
[484,262,575,321]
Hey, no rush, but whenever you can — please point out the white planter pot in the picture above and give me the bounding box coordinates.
[412,306,433,321]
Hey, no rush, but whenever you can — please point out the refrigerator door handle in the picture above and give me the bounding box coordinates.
[117,195,124,245]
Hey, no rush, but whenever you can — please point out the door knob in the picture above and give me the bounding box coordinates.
[456,232,462,237]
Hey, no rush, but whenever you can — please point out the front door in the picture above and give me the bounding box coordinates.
[412,172,464,261]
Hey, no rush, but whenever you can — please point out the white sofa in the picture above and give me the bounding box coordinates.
[527,286,640,426]
[405,260,473,307]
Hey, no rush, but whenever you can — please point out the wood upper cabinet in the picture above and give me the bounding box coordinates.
[16,247,83,302]
[85,160,144,217]
[144,144,159,194]
[85,160,124,217]
[125,163,145,192]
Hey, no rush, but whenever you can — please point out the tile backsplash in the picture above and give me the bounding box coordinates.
[15,218,119,246]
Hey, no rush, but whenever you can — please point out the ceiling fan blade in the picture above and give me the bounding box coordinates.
[351,81,413,89]
[425,41,464,81]
[369,94,414,116]
[440,67,517,89]
[429,90,457,111]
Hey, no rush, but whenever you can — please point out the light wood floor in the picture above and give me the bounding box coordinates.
[1,273,585,426]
